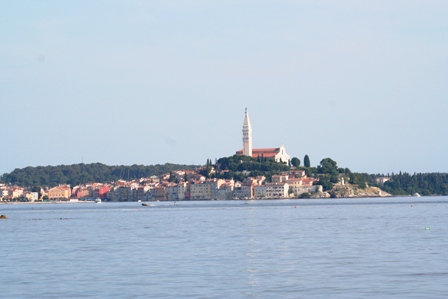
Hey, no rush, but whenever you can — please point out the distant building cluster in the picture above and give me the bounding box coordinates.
[0,184,39,202]
[0,109,323,203]
[0,169,322,202]
[0,183,111,202]
[104,168,321,201]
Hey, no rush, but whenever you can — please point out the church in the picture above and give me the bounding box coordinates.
[236,109,291,164]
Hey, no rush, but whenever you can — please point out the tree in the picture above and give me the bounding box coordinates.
[291,157,301,167]
[168,171,175,182]
[349,172,368,189]
[199,158,213,178]
[317,176,333,191]
[317,158,338,175]
[304,155,311,167]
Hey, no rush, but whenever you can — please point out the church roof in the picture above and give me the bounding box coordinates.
[236,147,281,158]
[252,148,279,153]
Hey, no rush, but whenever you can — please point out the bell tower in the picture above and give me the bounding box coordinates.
[242,108,252,157]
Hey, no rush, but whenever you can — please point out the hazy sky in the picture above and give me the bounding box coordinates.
[1,0,448,175]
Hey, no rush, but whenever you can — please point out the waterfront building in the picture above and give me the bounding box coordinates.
[25,192,39,202]
[137,185,152,201]
[206,179,226,200]
[48,185,72,200]
[108,185,139,201]
[1,189,8,198]
[92,185,111,199]
[6,187,25,199]
[166,183,189,201]
[190,181,212,200]
[233,185,253,199]
[216,184,234,200]
[264,182,289,198]
[166,184,179,201]
[72,187,89,199]
[177,182,189,200]
[154,186,167,201]
[254,185,267,198]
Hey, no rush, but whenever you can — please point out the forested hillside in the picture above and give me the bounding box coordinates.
[381,172,448,196]
[211,155,290,181]
[1,163,198,187]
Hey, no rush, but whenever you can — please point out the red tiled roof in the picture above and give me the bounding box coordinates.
[286,178,302,182]
[252,148,279,153]
[236,148,280,158]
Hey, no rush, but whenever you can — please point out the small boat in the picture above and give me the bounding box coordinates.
[413,193,421,197]
[0,215,7,219]
[95,198,102,204]
[142,202,152,206]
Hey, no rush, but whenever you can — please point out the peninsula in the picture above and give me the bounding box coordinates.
[1,110,448,202]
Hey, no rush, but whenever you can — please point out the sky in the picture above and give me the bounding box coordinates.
[1,0,448,175]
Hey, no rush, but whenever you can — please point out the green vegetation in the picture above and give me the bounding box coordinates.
[207,155,348,188]
[381,172,448,196]
[308,159,448,196]
[314,158,341,191]
[297,158,363,191]
[291,157,301,167]
[0,163,198,187]
[215,155,290,182]
[199,158,214,179]
[304,155,311,168]
[349,172,369,189]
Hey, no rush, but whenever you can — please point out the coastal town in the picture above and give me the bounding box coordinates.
[1,110,324,202]
[2,109,446,201]
[0,169,321,203]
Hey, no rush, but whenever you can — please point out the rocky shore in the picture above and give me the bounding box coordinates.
[311,184,392,199]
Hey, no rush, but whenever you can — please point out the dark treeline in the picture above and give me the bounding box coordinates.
[381,172,448,196]
[288,157,448,196]
[322,170,448,196]
[217,155,289,173]
[202,155,290,181]
[0,163,198,187]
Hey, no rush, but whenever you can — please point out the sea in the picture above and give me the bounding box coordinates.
[1,197,448,298]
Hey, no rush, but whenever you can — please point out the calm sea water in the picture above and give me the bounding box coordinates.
[1,197,448,298]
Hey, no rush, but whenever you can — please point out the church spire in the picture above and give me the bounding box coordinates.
[242,108,252,157]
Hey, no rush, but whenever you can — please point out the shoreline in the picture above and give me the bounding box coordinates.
[0,201,96,205]
[0,194,437,205]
